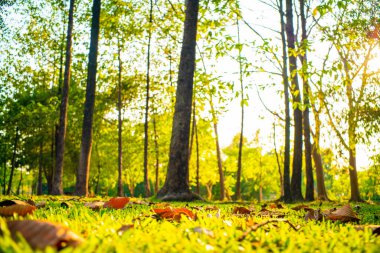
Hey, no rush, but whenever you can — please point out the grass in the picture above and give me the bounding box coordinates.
[1,196,379,252]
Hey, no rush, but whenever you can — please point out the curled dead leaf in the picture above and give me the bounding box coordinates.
[233,206,251,215]
[0,200,36,217]
[104,197,130,209]
[326,204,360,223]
[5,220,83,250]
[152,207,196,221]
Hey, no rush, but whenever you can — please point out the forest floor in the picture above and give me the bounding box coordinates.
[0,196,379,252]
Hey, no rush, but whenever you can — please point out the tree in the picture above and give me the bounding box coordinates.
[75,0,101,196]
[157,0,201,201]
[286,0,304,202]
[315,0,379,202]
[143,0,154,197]
[299,0,314,201]
[52,0,75,195]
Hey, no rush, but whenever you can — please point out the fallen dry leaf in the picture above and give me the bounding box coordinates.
[84,201,105,211]
[5,220,83,250]
[233,206,252,215]
[152,207,196,221]
[326,204,360,223]
[0,200,36,217]
[104,197,130,209]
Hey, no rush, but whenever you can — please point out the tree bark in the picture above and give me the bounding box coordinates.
[7,127,19,195]
[52,0,75,195]
[144,0,154,198]
[235,16,244,201]
[312,143,329,201]
[75,0,101,196]
[117,38,124,197]
[213,120,225,201]
[273,123,284,197]
[279,0,291,203]
[156,0,202,201]
[299,0,314,201]
[195,118,200,195]
[286,0,304,202]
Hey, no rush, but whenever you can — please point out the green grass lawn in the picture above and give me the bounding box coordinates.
[1,196,379,252]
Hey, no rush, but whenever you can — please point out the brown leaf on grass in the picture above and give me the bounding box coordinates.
[0,200,36,217]
[292,204,313,211]
[233,206,252,215]
[117,224,134,236]
[84,201,105,211]
[152,207,196,221]
[326,204,360,223]
[305,209,323,221]
[205,205,219,211]
[269,203,284,209]
[104,197,130,209]
[5,220,83,250]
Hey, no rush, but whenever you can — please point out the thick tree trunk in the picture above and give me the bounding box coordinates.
[53,0,75,195]
[143,0,154,198]
[348,135,361,201]
[75,0,101,196]
[117,39,124,197]
[286,0,304,202]
[7,127,19,195]
[299,0,314,201]
[37,141,43,195]
[156,0,201,201]
[279,0,291,203]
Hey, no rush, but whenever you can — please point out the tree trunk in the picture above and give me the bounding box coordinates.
[213,120,225,201]
[117,38,124,197]
[195,117,200,195]
[37,141,43,195]
[279,0,291,203]
[7,127,19,195]
[206,181,213,200]
[188,101,196,185]
[348,129,361,201]
[143,0,154,198]
[286,0,304,202]
[53,0,75,195]
[3,155,7,195]
[235,16,244,201]
[75,0,101,196]
[16,167,23,195]
[273,123,284,197]
[312,143,329,201]
[153,115,160,194]
[299,0,314,201]
[156,0,201,201]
